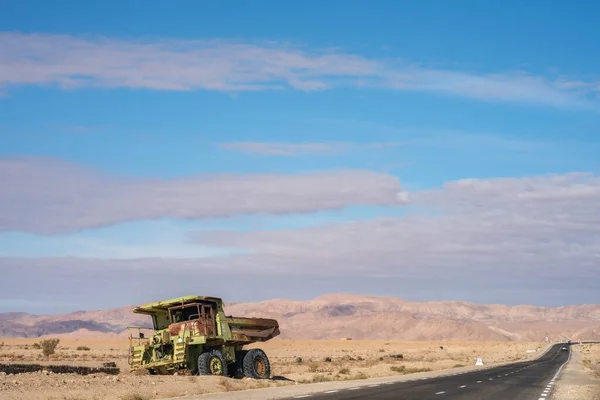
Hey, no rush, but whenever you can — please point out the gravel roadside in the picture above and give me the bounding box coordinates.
[162,343,555,400]
[552,345,600,400]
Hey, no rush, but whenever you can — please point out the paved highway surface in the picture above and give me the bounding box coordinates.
[281,343,571,400]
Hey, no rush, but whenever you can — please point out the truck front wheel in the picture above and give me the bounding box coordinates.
[242,348,271,379]
[198,349,228,376]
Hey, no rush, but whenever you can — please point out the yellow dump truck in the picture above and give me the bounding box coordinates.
[127,295,280,378]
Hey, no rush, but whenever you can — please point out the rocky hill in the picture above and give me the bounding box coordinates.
[1,294,599,341]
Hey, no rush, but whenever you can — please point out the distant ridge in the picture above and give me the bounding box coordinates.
[1,294,599,341]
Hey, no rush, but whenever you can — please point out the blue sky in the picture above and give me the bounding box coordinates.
[1,0,599,313]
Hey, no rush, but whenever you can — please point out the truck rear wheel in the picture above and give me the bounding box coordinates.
[198,349,228,376]
[242,348,271,379]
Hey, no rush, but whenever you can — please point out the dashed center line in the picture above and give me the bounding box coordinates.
[293,345,568,400]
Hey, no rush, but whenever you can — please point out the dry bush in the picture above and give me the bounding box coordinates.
[338,367,351,375]
[311,374,332,383]
[40,338,60,356]
[121,394,149,400]
[76,346,91,351]
[307,362,320,372]
[405,366,432,373]
[32,342,41,349]
[390,365,432,375]
[352,371,368,379]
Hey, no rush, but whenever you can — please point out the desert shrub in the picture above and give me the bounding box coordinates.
[338,367,351,375]
[40,338,60,356]
[32,342,41,349]
[295,356,303,364]
[404,367,432,374]
[378,348,386,352]
[390,365,432,375]
[311,374,332,383]
[308,362,319,372]
[352,371,368,379]
[323,356,332,362]
[121,394,149,400]
[77,346,91,351]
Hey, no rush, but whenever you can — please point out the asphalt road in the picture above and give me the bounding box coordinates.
[281,343,571,400]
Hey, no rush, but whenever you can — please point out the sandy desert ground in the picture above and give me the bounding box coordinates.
[0,337,549,400]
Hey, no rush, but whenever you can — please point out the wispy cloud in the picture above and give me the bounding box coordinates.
[1,32,599,109]
[0,157,407,234]
[189,172,600,278]
[2,172,599,308]
[219,141,405,156]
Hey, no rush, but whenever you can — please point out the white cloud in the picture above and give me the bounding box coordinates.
[0,157,406,234]
[190,172,600,278]
[1,172,599,307]
[0,32,598,109]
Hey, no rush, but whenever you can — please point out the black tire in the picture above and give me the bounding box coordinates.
[230,350,248,379]
[197,349,228,376]
[242,348,271,379]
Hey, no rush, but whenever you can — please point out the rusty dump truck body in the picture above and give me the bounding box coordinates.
[128,295,279,378]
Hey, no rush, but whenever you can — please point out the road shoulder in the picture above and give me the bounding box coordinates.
[552,345,600,400]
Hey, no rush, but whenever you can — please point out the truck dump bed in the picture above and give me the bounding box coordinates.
[226,316,280,343]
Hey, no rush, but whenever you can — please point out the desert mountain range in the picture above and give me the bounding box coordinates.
[1,294,599,341]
